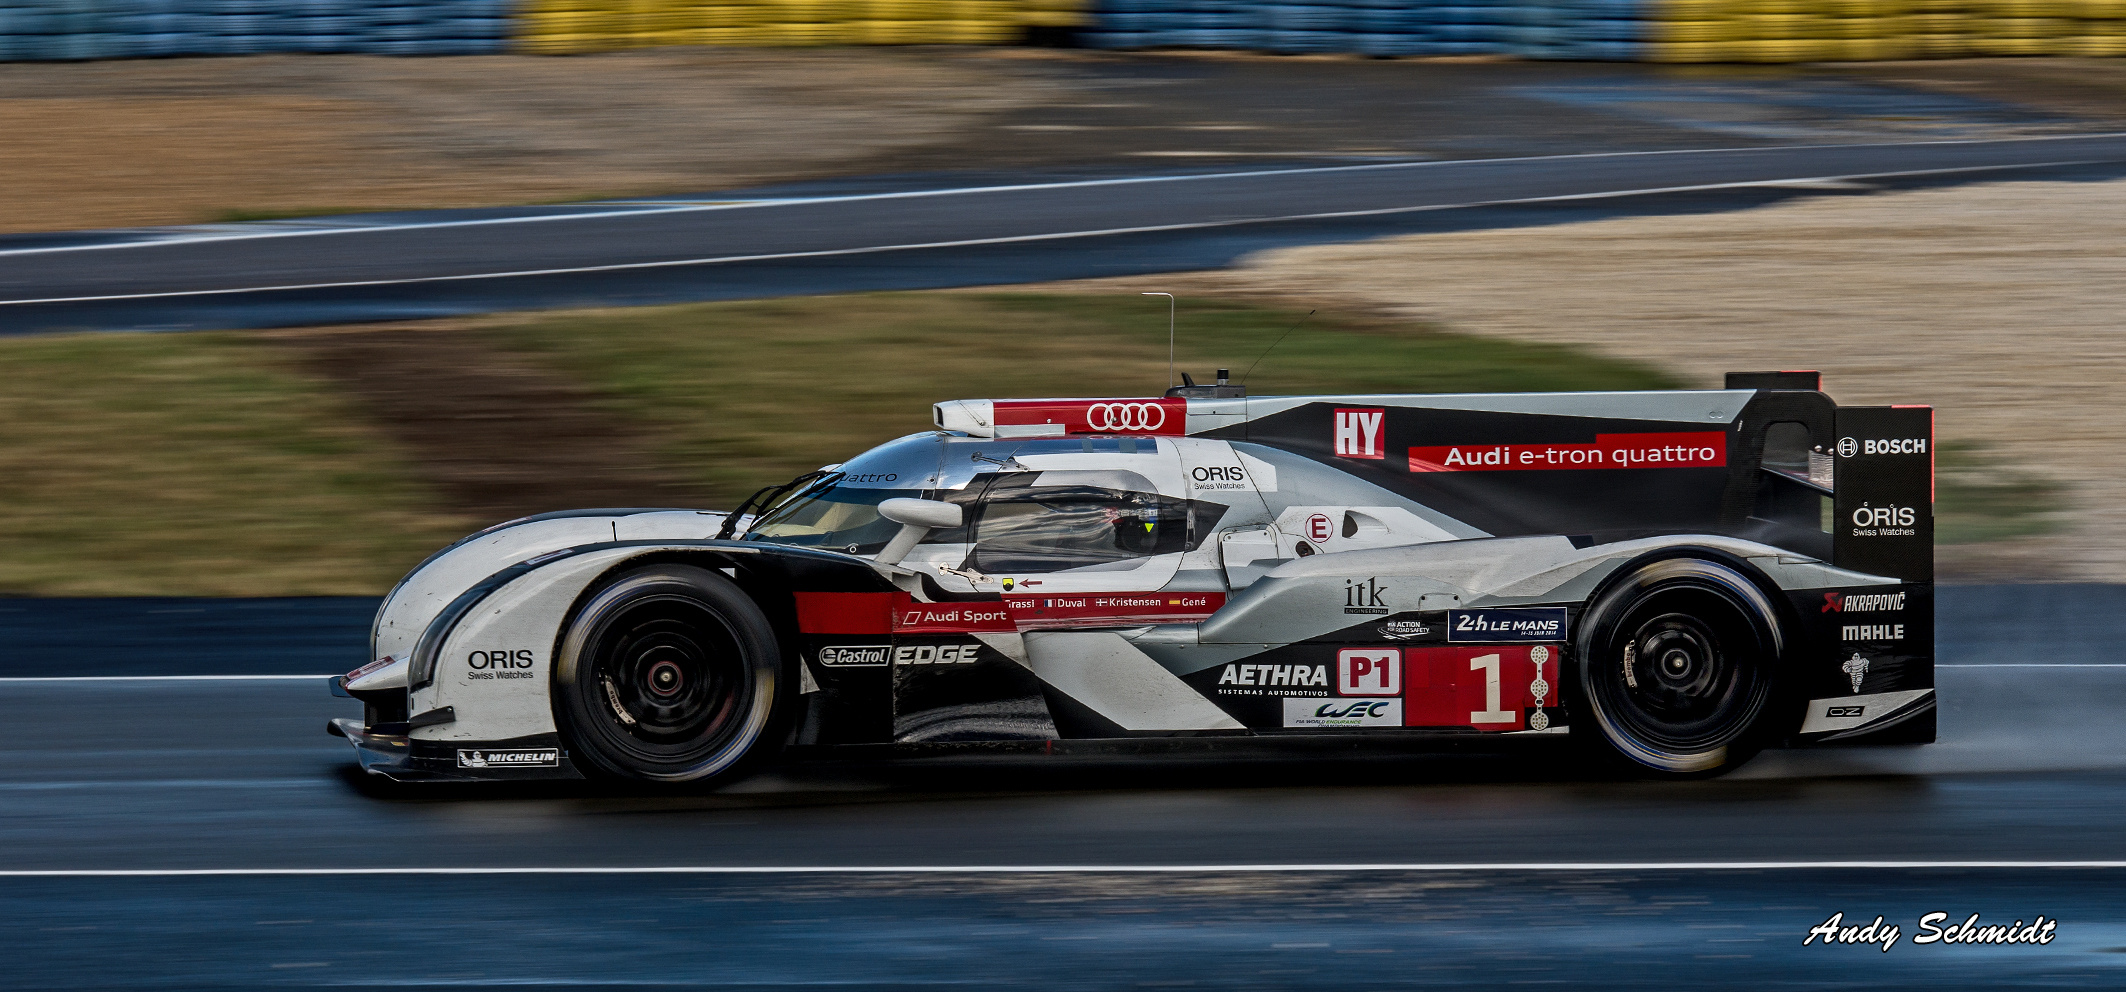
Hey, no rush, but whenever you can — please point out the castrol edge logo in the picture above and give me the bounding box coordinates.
[989,398,1186,435]
[1408,432,1728,473]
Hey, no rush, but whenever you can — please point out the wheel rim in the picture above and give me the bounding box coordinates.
[1586,575,1776,767]
[589,594,749,754]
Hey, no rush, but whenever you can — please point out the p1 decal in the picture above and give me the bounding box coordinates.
[1337,648,1401,696]
[1448,608,1567,643]
[1334,408,1386,459]
[1408,432,1726,473]
[1284,698,1402,728]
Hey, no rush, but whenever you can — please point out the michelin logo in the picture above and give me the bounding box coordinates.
[457,748,560,769]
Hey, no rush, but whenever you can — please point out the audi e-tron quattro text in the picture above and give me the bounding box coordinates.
[330,370,1934,782]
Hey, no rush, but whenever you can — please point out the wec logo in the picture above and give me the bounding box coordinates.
[1087,402,1166,432]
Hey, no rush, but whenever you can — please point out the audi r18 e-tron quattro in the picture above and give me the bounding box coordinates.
[329,370,1934,782]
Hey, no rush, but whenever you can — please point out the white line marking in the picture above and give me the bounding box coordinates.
[1,862,2123,878]
[3,133,2118,261]
[3,159,2100,308]
[0,675,333,682]
[1941,664,2126,668]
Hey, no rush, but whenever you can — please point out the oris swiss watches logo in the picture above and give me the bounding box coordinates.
[1087,402,1166,432]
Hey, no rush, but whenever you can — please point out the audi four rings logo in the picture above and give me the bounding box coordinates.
[1087,402,1166,432]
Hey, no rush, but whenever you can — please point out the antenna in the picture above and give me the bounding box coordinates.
[1141,292,1175,388]
[1240,309,1314,386]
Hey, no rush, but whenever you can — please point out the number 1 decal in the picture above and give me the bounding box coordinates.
[1469,653,1514,724]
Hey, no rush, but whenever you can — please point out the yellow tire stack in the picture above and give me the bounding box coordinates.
[515,0,1052,51]
[1905,0,1972,58]
[517,0,628,53]
[1649,0,1748,62]
[2067,0,2126,53]
[1972,0,2071,53]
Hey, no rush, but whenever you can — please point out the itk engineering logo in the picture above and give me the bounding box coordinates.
[1334,407,1386,459]
[1343,577,1388,615]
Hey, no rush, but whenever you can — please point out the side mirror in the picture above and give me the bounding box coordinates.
[875,498,963,564]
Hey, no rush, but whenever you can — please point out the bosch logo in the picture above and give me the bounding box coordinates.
[1087,402,1166,432]
[1837,437,1858,457]
[466,649,534,669]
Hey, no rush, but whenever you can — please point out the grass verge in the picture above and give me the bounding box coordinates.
[0,293,1678,596]
[0,332,467,596]
[486,292,1682,504]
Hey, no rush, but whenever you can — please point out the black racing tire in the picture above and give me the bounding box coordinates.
[553,564,785,784]
[1569,557,1786,779]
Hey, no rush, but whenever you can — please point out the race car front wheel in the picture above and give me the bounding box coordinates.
[1571,557,1785,778]
[554,564,784,784]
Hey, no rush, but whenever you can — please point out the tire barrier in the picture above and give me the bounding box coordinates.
[515,0,1089,53]
[1083,0,2124,59]
[0,0,514,59]
[0,0,1084,58]
[0,0,2115,60]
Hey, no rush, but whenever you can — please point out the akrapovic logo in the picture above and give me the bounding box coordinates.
[457,748,559,769]
[1839,436,1928,457]
[1334,407,1385,459]
[1823,592,1907,613]
[817,645,889,667]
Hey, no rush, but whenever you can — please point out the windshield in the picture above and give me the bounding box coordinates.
[744,484,906,553]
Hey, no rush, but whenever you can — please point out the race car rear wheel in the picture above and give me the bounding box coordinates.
[1571,557,1784,778]
[554,564,784,784]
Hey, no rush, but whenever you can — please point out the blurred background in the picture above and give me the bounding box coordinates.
[2,18,2123,598]
[4,14,2126,990]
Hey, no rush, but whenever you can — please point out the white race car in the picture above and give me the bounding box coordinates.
[331,370,1933,783]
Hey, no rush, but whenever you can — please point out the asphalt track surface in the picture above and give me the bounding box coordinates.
[1,586,2122,988]
[7,134,2126,333]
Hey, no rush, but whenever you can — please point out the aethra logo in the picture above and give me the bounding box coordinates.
[1338,648,1401,696]
[1087,402,1166,432]
[1334,407,1385,459]
[466,649,534,669]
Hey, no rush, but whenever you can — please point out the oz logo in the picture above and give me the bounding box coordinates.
[1837,437,1858,457]
[1087,402,1166,432]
